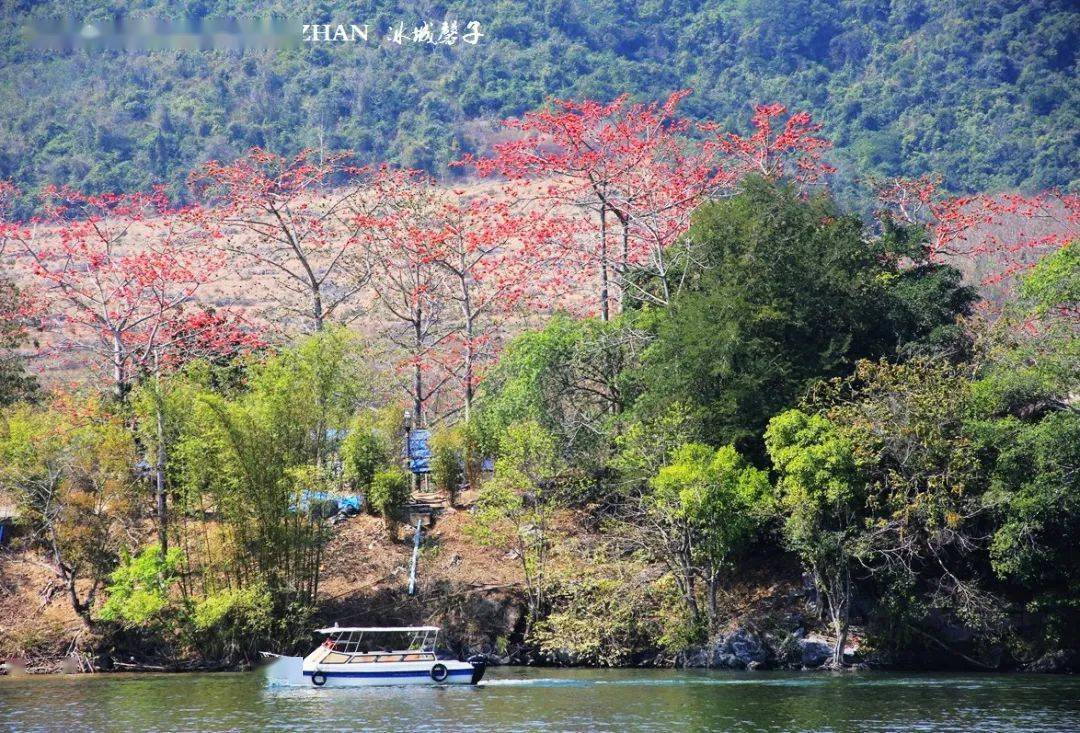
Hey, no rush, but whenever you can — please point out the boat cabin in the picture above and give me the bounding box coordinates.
[315,626,441,665]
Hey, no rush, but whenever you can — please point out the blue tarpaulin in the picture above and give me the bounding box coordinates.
[408,428,432,474]
[295,490,363,513]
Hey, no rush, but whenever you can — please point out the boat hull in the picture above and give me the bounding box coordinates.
[264,655,483,687]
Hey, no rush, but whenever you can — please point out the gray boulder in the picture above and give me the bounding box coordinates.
[678,628,770,669]
[798,636,833,668]
[725,628,768,666]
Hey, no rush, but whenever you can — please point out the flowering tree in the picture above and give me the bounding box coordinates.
[463,95,836,317]
[876,176,1079,297]
[191,148,374,333]
[461,91,713,320]
[12,187,223,400]
[606,152,719,307]
[428,189,573,420]
[703,103,835,187]
[354,168,452,425]
[11,187,264,550]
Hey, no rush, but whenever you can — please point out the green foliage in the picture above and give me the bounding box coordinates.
[368,467,410,522]
[99,545,184,628]
[0,395,138,619]
[191,583,277,663]
[2,1,1075,204]
[472,420,564,626]
[341,407,398,491]
[1019,241,1078,316]
[650,443,772,574]
[631,178,975,461]
[530,547,660,667]
[765,408,860,597]
[625,440,772,633]
[472,313,623,465]
[431,425,466,505]
[171,327,371,608]
[612,401,701,485]
[985,411,1079,587]
[768,359,1003,662]
[966,287,1079,650]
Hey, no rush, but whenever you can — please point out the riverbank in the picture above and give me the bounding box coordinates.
[2,491,1075,676]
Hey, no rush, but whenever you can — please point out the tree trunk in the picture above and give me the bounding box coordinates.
[620,218,629,312]
[824,565,850,668]
[312,289,324,332]
[462,276,475,423]
[412,303,424,423]
[599,205,609,322]
[155,399,168,553]
[706,564,720,632]
[677,550,700,621]
[112,331,127,402]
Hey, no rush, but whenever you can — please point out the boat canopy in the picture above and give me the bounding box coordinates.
[316,626,440,634]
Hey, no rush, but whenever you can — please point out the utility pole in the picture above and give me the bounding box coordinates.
[407,518,422,595]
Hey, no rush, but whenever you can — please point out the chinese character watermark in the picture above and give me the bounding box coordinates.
[303,20,484,46]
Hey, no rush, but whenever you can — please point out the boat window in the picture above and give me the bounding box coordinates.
[321,652,351,664]
[329,631,369,654]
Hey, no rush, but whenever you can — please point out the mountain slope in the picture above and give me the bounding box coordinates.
[0,0,1076,206]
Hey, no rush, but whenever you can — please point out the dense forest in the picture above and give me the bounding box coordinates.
[1,0,1077,211]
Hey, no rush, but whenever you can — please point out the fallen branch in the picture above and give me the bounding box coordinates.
[906,624,998,670]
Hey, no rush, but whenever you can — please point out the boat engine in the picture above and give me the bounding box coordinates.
[466,654,488,685]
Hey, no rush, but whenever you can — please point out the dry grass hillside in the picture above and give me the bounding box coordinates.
[7,180,1066,400]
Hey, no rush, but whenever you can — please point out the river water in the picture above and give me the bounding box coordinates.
[1,666,1077,732]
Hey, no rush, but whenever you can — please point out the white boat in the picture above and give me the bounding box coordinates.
[263,626,487,687]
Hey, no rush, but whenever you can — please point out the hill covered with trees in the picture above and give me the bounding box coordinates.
[1,0,1076,206]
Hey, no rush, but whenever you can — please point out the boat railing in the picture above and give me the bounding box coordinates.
[319,651,437,664]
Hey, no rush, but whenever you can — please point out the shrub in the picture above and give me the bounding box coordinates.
[98,545,184,629]
[342,416,392,491]
[191,583,274,663]
[368,467,411,534]
[431,426,466,506]
[530,544,667,666]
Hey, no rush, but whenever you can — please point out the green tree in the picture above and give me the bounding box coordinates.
[431,425,466,507]
[765,408,863,667]
[0,394,138,622]
[170,328,373,616]
[967,251,1080,655]
[368,467,410,538]
[769,359,996,667]
[99,545,184,629]
[632,178,975,459]
[342,406,398,492]
[472,314,627,466]
[628,442,771,634]
[470,420,564,632]
[1018,241,1078,319]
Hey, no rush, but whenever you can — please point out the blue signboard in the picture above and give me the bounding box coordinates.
[408,428,432,474]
